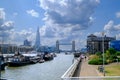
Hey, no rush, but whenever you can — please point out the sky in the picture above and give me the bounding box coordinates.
[0,0,120,50]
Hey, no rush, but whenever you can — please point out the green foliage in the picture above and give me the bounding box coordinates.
[88,59,99,65]
[118,58,120,62]
[96,52,101,56]
[105,50,110,59]
[89,55,99,60]
[88,48,120,65]
[108,48,116,55]
[116,51,120,56]
[105,48,118,63]
[88,58,107,65]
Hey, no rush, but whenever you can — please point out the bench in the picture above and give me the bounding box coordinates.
[98,65,104,72]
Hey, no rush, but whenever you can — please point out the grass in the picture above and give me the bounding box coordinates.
[105,63,120,76]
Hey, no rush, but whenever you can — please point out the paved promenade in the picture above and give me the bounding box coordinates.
[79,59,101,77]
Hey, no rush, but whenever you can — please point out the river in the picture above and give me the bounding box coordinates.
[1,53,73,80]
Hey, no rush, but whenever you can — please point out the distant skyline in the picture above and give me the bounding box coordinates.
[0,0,120,50]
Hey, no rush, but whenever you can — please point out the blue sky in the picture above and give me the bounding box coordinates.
[0,0,120,50]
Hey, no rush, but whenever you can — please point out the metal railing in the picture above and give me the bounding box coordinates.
[61,76,120,80]
[61,58,120,80]
[61,58,81,78]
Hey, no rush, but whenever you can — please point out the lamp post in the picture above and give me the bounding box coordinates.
[102,32,105,76]
[92,42,94,54]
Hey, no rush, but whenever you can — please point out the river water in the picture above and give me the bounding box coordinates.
[1,53,73,80]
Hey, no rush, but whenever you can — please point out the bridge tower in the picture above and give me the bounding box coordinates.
[56,40,75,53]
[56,40,60,53]
[72,41,75,52]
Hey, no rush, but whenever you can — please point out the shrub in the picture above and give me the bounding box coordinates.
[88,58,107,65]
[88,59,99,65]
[106,59,113,63]
[118,58,120,62]
[96,52,101,56]
[89,55,99,60]
[108,48,116,55]
[116,51,120,56]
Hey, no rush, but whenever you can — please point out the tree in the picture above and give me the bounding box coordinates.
[108,48,116,55]
[105,50,110,59]
[116,51,120,56]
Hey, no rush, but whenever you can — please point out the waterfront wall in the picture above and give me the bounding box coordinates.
[61,57,81,78]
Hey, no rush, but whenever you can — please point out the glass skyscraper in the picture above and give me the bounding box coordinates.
[34,27,40,50]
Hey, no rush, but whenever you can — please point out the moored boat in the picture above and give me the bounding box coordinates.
[39,59,45,63]
[7,52,31,67]
[0,53,7,80]
[0,79,7,80]
[29,56,40,64]
[7,60,30,67]
[0,54,6,70]
[43,52,54,61]
[0,62,6,70]
[74,52,81,57]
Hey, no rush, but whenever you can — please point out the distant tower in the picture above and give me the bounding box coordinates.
[56,40,59,53]
[24,39,31,46]
[34,27,40,50]
[72,41,75,52]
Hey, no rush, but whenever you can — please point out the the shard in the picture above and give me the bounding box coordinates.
[34,27,40,50]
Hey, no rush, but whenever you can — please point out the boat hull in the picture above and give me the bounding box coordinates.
[8,61,30,67]
[74,53,81,57]
[43,56,53,61]
[0,63,6,70]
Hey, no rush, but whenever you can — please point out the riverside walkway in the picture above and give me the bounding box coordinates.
[79,58,101,77]
[61,56,120,80]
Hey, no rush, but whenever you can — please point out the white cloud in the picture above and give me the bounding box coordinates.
[11,28,36,45]
[116,34,120,39]
[114,24,120,30]
[94,32,102,37]
[104,20,120,31]
[116,12,120,18]
[0,9,36,45]
[1,21,14,30]
[39,0,99,30]
[38,0,99,48]
[93,31,112,37]
[0,8,14,43]
[0,8,5,25]
[0,8,5,19]
[13,12,18,17]
[0,21,14,43]
[104,20,120,40]
[104,20,114,31]
[26,9,39,18]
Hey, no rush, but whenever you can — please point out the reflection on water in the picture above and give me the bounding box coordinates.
[1,53,73,80]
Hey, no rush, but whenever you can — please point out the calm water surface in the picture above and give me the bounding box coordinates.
[1,53,73,80]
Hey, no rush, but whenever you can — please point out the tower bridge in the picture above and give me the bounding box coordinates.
[56,40,75,53]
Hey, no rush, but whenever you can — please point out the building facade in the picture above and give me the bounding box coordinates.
[87,34,115,54]
[0,44,17,54]
[110,40,120,51]
[24,39,31,46]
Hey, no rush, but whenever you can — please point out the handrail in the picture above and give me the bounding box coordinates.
[61,58,81,78]
[62,76,120,80]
